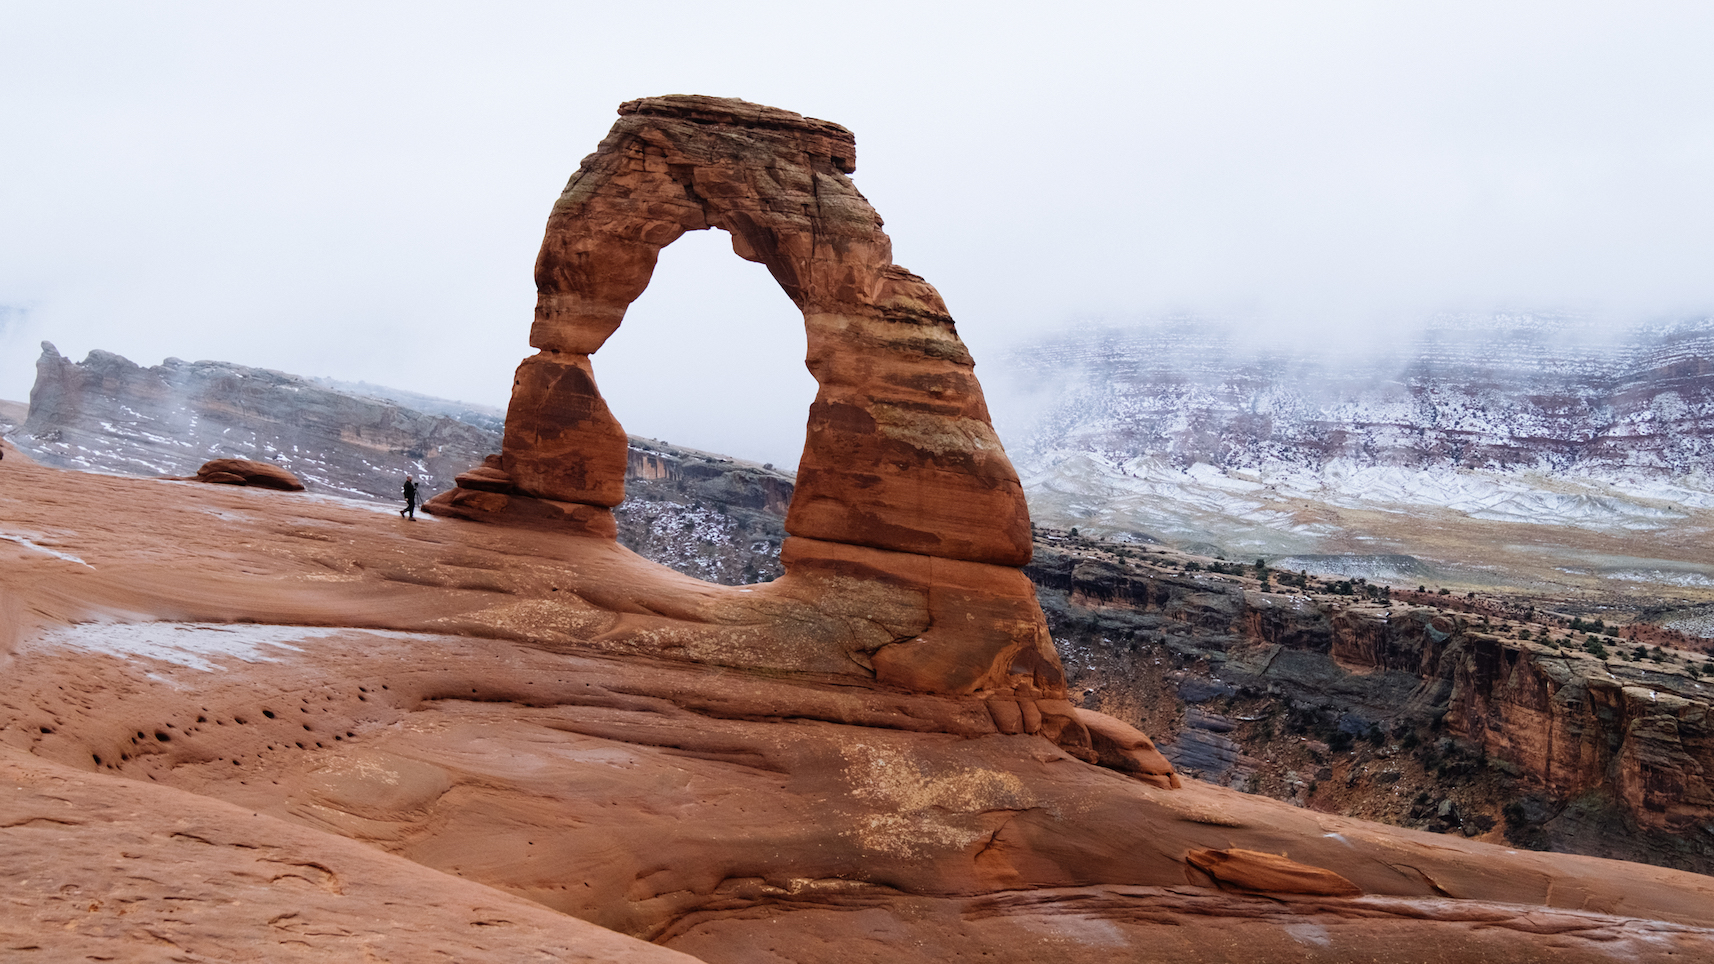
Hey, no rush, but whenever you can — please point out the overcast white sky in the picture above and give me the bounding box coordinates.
[4,2,1713,467]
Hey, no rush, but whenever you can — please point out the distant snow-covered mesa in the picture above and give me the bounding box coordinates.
[995,314,1714,591]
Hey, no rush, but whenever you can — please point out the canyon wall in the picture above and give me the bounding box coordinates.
[1030,545,1714,869]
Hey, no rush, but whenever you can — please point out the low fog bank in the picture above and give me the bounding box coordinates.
[982,310,1714,450]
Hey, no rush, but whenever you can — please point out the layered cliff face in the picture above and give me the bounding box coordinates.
[17,342,496,501]
[430,95,1063,711]
[1031,538,1714,872]
[613,438,793,585]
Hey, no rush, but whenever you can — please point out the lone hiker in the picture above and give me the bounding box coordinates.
[400,475,418,520]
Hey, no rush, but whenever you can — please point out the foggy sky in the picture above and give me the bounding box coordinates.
[4,2,1713,469]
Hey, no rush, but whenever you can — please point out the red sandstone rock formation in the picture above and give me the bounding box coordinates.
[428,96,1064,729]
[195,457,305,491]
[0,748,696,963]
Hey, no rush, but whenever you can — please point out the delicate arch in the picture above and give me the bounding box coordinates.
[500,95,1030,566]
[425,95,1080,710]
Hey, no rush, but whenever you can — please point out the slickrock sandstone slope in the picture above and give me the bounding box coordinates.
[431,95,1058,711]
[0,746,699,963]
[5,447,1714,961]
[0,398,25,435]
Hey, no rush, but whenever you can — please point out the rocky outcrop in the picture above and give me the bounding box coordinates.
[429,96,1063,713]
[1446,634,1714,833]
[194,457,305,490]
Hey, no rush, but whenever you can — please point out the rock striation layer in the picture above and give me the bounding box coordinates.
[430,96,1062,718]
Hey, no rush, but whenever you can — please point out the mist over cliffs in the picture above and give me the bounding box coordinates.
[992,314,1714,583]
[1001,313,1714,477]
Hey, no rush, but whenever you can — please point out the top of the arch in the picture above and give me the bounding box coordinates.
[617,95,858,173]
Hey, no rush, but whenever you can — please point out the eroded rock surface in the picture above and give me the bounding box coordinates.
[0,747,696,963]
[430,95,1062,712]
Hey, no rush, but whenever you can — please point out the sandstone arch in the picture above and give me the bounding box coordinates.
[429,96,1077,725]
[509,95,1029,565]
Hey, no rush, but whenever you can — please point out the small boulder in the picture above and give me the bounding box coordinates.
[1077,707,1181,789]
[194,458,304,491]
[1185,847,1363,898]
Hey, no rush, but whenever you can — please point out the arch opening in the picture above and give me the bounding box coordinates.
[596,227,816,472]
[598,227,814,585]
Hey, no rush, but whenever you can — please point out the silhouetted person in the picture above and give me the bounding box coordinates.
[400,475,417,520]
